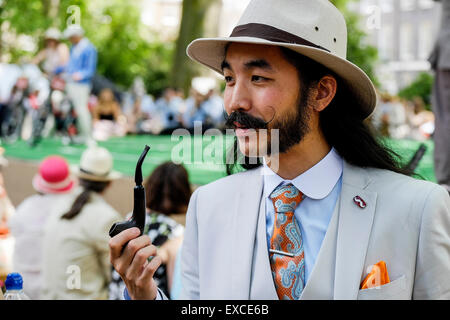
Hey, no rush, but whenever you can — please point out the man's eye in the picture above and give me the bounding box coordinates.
[224,76,234,83]
[252,75,267,82]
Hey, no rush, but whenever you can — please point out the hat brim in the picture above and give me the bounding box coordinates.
[187,36,377,119]
[32,174,77,194]
[70,165,122,182]
[63,29,84,39]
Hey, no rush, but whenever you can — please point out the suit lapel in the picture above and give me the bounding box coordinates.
[333,162,377,299]
[230,167,265,299]
[249,187,278,299]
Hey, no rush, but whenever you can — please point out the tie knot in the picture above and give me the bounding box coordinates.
[270,183,303,213]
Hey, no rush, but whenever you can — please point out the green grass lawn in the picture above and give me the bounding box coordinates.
[1,134,436,186]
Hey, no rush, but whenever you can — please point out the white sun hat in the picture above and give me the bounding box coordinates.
[44,28,62,41]
[186,0,377,119]
[63,24,84,39]
[72,146,121,182]
[191,77,216,96]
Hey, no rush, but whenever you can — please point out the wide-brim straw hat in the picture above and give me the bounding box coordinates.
[32,156,77,194]
[71,146,121,182]
[63,24,84,39]
[44,28,62,41]
[186,0,377,119]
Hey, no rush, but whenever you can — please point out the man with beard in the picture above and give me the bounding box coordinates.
[110,0,450,300]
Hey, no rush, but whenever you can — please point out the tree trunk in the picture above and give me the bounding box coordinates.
[170,0,218,94]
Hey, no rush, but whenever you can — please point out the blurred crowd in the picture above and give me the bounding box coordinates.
[369,92,435,141]
[0,25,435,147]
[0,145,190,299]
[0,25,225,148]
[120,76,225,138]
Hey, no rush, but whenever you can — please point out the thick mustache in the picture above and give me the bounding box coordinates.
[224,111,268,130]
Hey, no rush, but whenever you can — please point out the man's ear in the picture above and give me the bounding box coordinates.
[312,75,337,112]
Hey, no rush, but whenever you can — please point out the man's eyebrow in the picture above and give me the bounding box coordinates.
[221,59,275,73]
[221,60,231,72]
[244,59,274,72]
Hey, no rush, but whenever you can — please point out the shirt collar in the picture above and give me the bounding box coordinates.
[263,147,343,200]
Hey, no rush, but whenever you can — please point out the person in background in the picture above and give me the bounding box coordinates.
[41,146,121,299]
[204,88,225,130]
[8,156,76,299]
[405,96,435,141]
[32,28,69,76]
[92,88,126,141]
[54,24,97,143]
[372,92,409,138]
[109,161,190,300]
[155,88,184,135]
[123,77,151,134]
[429,0,450,194]
[0,147,15,286]
[182,77,224,133]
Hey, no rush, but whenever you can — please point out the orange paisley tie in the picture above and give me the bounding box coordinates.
[269,183,305,300]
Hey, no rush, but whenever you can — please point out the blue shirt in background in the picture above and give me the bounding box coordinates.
[55,38,97,85]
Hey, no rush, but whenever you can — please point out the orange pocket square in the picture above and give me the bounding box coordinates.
[360,261,390,289]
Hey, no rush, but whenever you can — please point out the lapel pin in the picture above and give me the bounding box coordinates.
[353,195,367,209]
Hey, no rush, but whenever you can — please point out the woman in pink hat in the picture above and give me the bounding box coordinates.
[9,155,76,299]
[41,146,122,300]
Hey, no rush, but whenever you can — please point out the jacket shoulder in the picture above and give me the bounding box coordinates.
[194,167,261,196]
[365,167,440,194]
[364,167,449,220]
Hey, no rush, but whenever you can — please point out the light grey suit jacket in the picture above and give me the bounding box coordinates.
[430,0,450,70]
[179,161,450,300]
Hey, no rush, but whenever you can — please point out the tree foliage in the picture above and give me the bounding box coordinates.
[1,0,379,97]
[170,0,219,94]
[86,0,173,96]
[398,72,434,110]
[0,0,173,96]
[330,0,379,86]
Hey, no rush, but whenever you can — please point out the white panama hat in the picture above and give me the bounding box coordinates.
[187,0,377,119]
[44,28,62,41]
[72,146,121,182]
[191,77,216,96]
[63,24,84,39]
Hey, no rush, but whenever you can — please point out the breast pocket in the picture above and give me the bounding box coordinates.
[357,275,409,300]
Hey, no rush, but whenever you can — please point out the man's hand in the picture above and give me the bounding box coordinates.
[72,72,83,82]
[109,227,162,300]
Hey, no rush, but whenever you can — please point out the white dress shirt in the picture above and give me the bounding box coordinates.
[263,147,343,283]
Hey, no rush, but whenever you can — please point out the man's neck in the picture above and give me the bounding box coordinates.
[264,131,331,180]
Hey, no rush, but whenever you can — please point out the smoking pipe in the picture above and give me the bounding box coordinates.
[109,145,150,238]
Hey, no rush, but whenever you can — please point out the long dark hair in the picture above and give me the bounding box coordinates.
[226,47,409,176]
[61,178,111,220]
[145,161,192,215]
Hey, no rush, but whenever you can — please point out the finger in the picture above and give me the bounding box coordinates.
[137,255,162,288]
[120,234,152,266]
[109,227,141,262]
[125,245,157,283]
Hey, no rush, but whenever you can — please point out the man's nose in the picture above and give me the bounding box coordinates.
[227,80,251,114]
